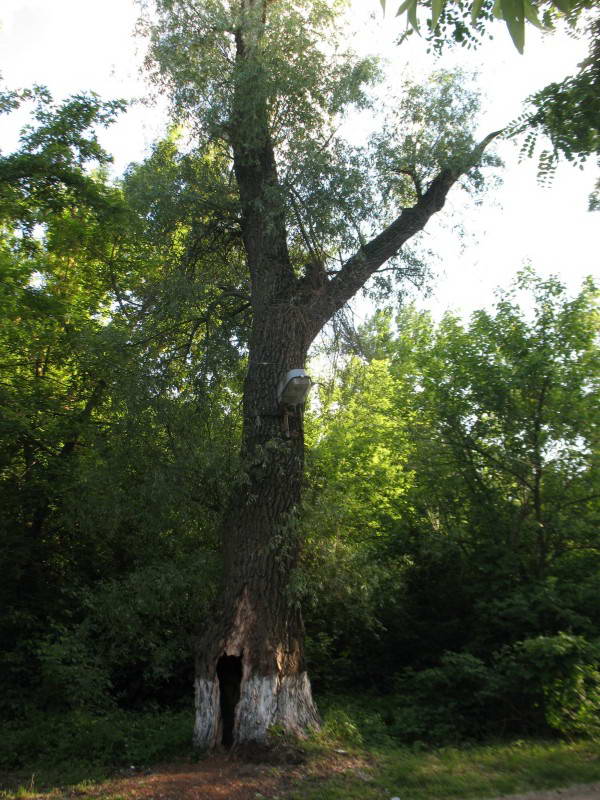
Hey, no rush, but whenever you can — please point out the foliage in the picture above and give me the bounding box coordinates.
[389,634,600,741]
[380,0,590,53]
[371,70,502,210]
[142,0,496,286]
[0,95,240,719]
[377,0,599,206]
[0,93,131,714]
[0,709,192,771]
[35,553,221,713]
[303,270,599,738]
[0,89,126,236]
[142,0,379,271]
[510,15,600,205]
[494,634,600,738]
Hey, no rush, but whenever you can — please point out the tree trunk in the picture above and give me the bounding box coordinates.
[194,306,320,749]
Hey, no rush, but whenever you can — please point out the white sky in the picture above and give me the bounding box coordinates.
[0,0,598,320]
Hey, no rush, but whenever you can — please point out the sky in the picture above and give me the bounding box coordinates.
[0,0,598,321]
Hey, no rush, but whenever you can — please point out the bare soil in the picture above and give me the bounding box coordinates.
[64,750,367,800]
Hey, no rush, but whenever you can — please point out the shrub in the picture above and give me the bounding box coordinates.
[492,634,600,739]
[386,634,600,743]
[391,651,496,743]
[29,552,220,713]
[0,709,193,770]
[316,695,400,748]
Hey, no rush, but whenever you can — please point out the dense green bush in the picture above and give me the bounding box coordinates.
[0,709,193,770]
[34,553,220,714]
[492,634,600,739]
[385,635,600,744]
[316,633,600,749]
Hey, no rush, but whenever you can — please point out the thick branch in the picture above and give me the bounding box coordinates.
[307,131,502,329]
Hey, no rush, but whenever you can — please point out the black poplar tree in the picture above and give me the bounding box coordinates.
[143,0,499,748]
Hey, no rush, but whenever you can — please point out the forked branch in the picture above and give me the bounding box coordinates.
[306,131,502,327]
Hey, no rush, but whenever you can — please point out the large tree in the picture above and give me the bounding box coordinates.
[143,0,499,749]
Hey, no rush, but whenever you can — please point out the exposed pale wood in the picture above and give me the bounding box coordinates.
[194,677,220,750]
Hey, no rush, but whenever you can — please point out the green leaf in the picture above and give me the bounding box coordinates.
[470,0,485,23]
[396,0,416,17]
[431,0,445,29]
[407,0,420,30]
[500,0,525,52]
[523,0,547,29]
[380,0,386,10]
[492,0,504,19]
[552,0,576,12]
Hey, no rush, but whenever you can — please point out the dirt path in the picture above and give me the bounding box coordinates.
[71,751,363,800]
[82,757,284,799]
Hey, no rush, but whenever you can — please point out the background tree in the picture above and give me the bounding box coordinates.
[0,90,132,712]
[0,94,244,719]
[306,270,599,739]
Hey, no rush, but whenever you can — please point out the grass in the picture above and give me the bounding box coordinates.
[289,738,600,800]
[0,765,116,800]
[2,702,600,800]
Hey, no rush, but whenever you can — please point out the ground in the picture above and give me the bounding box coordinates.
[3,737,600,800]
[78,764,600,800]
[84,763,600,800]
[0,751,368,800]
[494,788,600,800]
[4,755,600,800]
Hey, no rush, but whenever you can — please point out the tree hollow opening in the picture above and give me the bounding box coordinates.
[217,654,242,748]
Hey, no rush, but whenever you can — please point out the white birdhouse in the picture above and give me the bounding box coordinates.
[277,369,312,406]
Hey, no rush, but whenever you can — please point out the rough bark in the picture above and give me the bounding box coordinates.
[193,0,499,749]
[194,301,319,749]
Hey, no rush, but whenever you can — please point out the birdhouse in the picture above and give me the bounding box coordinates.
[277,369,312,406]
